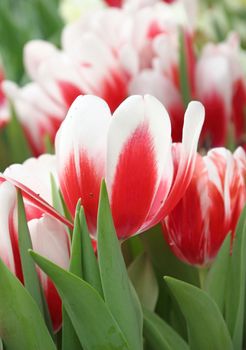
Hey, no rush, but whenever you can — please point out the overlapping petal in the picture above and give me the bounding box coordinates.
[0,156,71,331]
[163,147,246,266]
[56,94,204,239]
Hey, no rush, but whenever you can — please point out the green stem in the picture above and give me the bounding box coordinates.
[198,267,208,290]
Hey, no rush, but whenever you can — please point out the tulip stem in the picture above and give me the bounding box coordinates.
[198,267,208,290]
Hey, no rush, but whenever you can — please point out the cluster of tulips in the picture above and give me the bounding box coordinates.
[0,0,246,349]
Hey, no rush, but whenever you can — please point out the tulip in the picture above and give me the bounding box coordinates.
[3,1,191,155]
[55,94,204,239]
[0,63,9,129]
[163,147,246,266]
[0,155,70,331]
[3,29,129,155]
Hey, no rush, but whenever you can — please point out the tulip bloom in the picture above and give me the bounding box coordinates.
[3,28,129,155]
[163,147,246,266]
[0,155,70,331]
[55,94,204,239]
[3,1,191,155]
[0,64,9,128]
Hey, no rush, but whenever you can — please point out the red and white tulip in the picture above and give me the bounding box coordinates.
[0,155,70,331]
[163,147,246,266]
[56,94,204,239]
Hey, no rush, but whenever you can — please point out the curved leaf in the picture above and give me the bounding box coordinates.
[143,308,189,350]
[0,258,55,350]
[128,252,158,311]
[165,276,233,350]
[225,206,246,349]
[30,251,130,350]
[97,181,143,350]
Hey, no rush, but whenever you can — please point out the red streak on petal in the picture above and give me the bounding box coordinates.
[59,81,83,108]
[168,102,185,142]
[101,70,128,112]
[111,123,157,239]
[60,153,103,234]
[147,22,165,39]
[45,278,62,332]
[8,207,24,283]
[104,0,123,7]
[200,93,228,147]
[232,79,246,141]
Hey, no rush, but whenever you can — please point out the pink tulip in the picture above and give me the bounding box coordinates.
[163,147,246,266]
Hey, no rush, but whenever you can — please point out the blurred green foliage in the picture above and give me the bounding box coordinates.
[0,0,64,83]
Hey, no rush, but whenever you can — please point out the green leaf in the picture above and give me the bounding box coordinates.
[143,308,189,350]
[165,277,233,350]
[50,174,65,216]
[44,134,54,154]
[5,103,32,164]
[17,192,43,310]
[62,203,82,350]
[80,206,102,295]
[225,206,246,349]
[97,180,143,350]
[128,252,158,311]
[179,30,191,107]
[30,251,130,350]
[17,190,54,336]
[0,257,55,350]
[205,234,231,312]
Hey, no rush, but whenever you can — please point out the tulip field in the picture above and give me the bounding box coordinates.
[1,0,246,349]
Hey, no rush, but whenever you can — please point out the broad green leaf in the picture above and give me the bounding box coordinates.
[179,30,191,107]
[205,234,231,312]
[128,252,158,311]
[143,308,189,350]
[0,257,55,350]
[97,181,143,350]
[165,277,233,350]
[62,203,82,350]
[225,206,246,349]
[30,251,130,350]
[141,224,198,331]
[80,207,102,295]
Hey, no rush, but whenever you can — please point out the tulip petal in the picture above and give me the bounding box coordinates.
[56,95,111,234]
[24,40,58,81]
[1,174,72,229]
[28,215,70,331]
[0,182,22,280]
[156,101,205,223]
[107,94,172,238]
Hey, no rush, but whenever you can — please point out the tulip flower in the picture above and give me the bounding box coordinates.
[0,155,70,331]
[163,147,246,266]
[3,1,191,155]
[3,29,129,155]
[55,94,204,239]
[0,63,10,128]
